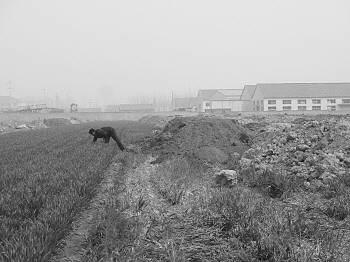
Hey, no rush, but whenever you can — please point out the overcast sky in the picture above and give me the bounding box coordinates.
[1,0,350,105]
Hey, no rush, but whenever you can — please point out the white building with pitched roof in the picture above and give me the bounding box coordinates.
[197,89,243,113]
[242,83,350,112]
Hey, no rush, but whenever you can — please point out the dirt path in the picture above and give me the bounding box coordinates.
[117,154,241,261]
[121,156,190,259]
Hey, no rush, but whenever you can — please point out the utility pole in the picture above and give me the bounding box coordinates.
[7,81,14,108]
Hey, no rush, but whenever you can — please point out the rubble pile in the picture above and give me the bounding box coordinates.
[0,117,83,134]
[238,114,350,188]
[0,119,48,133]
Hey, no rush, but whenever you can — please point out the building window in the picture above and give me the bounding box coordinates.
[312,99,321,104]
[327,99,336,104]
[312,106,321,110]
[298,100,306,104]
[283,106,291,111]
[253,101,255,106]
[205,102,210,107]
[268,100,276,105]
[268,106,276,111]
[298,106,307,111]
[257,101,260,106]
[327,106,336,111]
[342,99,350,104]
[283,100,291,104]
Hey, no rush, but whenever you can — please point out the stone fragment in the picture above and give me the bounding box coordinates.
[296,144,310,152]
[343,158,350,168]
[294,151,306,162]
[268,183,284,198]
[310,135,319,142]
[280,137,287,144]
[213,170,238,188]
[15,124,29,129]
[286,134,296,142]
[319,172,337,183]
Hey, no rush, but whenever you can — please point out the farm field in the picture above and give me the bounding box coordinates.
[0,120,154,262]
[2,114,350,262]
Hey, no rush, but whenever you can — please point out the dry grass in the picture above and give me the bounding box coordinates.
[77,154,350,261]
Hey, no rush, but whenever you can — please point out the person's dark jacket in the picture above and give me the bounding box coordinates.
[89,127,125,151]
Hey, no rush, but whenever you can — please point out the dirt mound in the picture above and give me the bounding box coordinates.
[144,116,251,164]
[138,115,177,129]
[43,118,72,128]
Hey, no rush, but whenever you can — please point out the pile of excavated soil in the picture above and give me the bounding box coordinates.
[144,116,251,164]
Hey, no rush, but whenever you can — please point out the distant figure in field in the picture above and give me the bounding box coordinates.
[89,127,125,151]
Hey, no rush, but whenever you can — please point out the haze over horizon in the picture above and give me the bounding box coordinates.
[1,0,350,106]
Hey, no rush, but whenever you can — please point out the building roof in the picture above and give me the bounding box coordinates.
[218,89,243,97]
[198,89,243,100]
[240,85,257,100]
[119,104,154,111]
[173,97,198,109]
[197,89,217,100]
[256,83,350,98]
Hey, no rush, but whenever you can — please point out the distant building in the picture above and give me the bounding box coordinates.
[240,85,257,111]
[77,108,102,113]
[172,97,198,111]
[245,83,350,112]
[119,104,154,112]
[107,105,120,112]
[196,89,243,113]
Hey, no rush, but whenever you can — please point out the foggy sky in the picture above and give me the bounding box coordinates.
[1,0,350,105]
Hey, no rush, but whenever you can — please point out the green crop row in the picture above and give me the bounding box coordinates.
[0,120,153,262]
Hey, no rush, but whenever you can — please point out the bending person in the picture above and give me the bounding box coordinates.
[89,126,125,151]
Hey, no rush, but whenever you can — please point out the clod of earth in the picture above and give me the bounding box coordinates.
[213,169,238,188]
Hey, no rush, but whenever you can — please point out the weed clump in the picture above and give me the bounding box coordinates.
[150,157,204,205]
